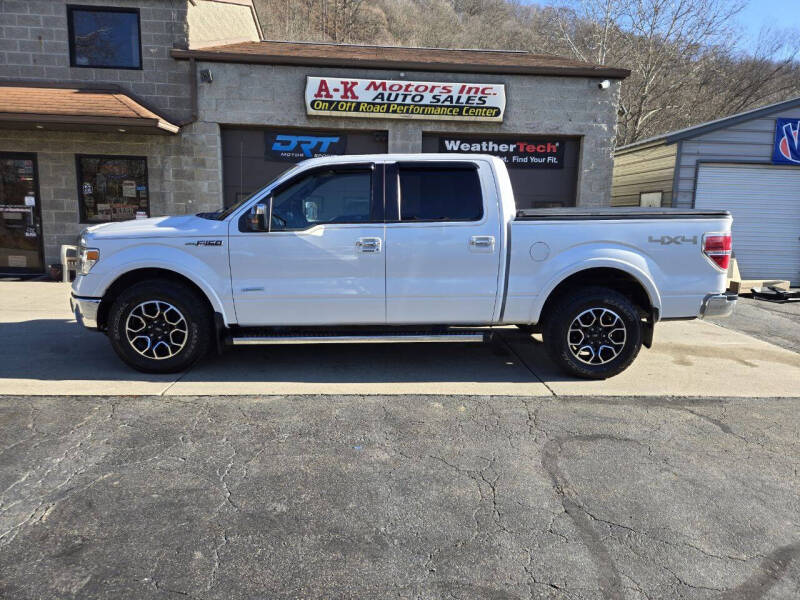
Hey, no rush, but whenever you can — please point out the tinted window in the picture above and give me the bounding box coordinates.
[68,7,141,68]
[77,156,148,223]
[270,169,372,231]
[399,167,482,221]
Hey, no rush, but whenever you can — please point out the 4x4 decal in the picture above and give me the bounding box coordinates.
[648,235,697,246]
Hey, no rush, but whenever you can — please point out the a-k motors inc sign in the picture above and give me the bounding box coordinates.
[305,76,506,122]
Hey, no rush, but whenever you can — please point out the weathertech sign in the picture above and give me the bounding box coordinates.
[305,76,506,122]
[438,136,565,168]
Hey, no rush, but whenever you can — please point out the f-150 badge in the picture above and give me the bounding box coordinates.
[185,240,223,247]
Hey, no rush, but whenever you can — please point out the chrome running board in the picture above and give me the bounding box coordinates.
[231,332,488,346]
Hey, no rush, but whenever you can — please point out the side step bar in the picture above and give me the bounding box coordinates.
[231,331,489,346]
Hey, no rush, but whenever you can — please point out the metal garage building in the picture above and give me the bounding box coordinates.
[612,97,800,284]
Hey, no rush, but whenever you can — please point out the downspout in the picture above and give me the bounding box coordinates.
[177,56,198,126]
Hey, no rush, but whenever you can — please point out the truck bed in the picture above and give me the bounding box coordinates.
[515,207,731,221]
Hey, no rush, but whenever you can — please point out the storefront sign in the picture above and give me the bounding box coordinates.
[438,136,565,168]
[305,77,505,122]
[265,131,348,161]
[773,118,800,165]
[122,180,137,197]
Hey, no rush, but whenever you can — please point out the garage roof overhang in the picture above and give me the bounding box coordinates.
[615,94,800,155]
[171,40,631,79]
[0,83,180,135]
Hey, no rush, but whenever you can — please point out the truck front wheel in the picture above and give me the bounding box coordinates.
[107,279,212,373]
[542,286,642,379]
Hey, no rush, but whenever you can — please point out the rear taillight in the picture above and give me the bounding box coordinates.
[702,233,732,271]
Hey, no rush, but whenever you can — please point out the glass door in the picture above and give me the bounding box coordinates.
[0,153,43,272]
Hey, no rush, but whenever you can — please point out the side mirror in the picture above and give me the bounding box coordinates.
[250,200,269,232]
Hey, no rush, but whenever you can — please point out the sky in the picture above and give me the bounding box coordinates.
[737,0,800,55]
[527,0,800,57]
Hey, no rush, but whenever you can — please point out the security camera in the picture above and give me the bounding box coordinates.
[598,79,611,90]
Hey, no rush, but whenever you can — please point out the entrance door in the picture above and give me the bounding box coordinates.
[0,153,43,272]
[229,163,386,326]
[385,161,503,324]
[695,163,800,282]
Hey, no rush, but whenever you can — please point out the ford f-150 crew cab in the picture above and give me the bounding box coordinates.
[70,154,736,379]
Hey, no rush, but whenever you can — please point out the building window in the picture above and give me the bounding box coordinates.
[77,156,148,223]
[67,6,142,69]
[639,191,663,207]
[398,166,483,221]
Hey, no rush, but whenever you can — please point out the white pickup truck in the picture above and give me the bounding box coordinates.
[71,154,736,379]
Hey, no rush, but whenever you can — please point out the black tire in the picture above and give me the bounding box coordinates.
[542,286,642,379]
[108,279,212,373]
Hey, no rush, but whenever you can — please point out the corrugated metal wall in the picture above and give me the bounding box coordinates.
[695,164,800,282]
[675,107,800,208]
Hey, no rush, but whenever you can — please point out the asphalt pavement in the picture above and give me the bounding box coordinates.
[1,394,799,599]
[708,295,800,355]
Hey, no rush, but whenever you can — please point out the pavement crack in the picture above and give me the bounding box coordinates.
[214,438,239,514]
[207,530,230,591]
[683,408,748,443]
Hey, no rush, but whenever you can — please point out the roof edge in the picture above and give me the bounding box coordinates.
[613,138,669,156]
[170,47,631,79]
[0,79,182,130]
[616,94,800,153]
[0,112,180,134]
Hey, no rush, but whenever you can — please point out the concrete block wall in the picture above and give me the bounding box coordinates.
[195,62,621,207]
[0,0,193,122]
[0,125,222,266]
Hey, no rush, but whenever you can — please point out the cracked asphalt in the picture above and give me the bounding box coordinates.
[1,394,799,599]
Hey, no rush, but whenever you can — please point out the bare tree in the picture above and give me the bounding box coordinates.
[251,0,800,145]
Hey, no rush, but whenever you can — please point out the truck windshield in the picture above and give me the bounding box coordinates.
[203,166,298,221]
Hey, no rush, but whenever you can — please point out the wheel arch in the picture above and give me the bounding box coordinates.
[535,265,659,328]
[97,267,217,331]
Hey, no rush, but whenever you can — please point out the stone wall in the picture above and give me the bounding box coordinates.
[0,124,222,265]
[194,61,621,206]
[0,0,193,122]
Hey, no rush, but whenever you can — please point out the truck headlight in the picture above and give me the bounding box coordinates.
[79,246,100,275]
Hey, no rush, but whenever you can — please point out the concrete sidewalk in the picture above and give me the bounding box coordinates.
[2,281,798,397]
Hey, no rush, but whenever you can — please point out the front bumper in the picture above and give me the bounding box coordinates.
[70,293,101,330]
[699,292,738,319]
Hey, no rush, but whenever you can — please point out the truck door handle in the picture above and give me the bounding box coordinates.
[356,237,382,253]
[469,236,495,251]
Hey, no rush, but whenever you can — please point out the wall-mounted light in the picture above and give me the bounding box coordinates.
[598,79,611,90]
[200,68,213,83]
[118,128,127,133]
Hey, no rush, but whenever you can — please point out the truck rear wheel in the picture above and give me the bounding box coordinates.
[542,286,642,379]
[108,279,212,374]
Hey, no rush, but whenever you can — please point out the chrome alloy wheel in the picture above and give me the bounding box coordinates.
[125,300,188,360]
[567,307,627,366]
